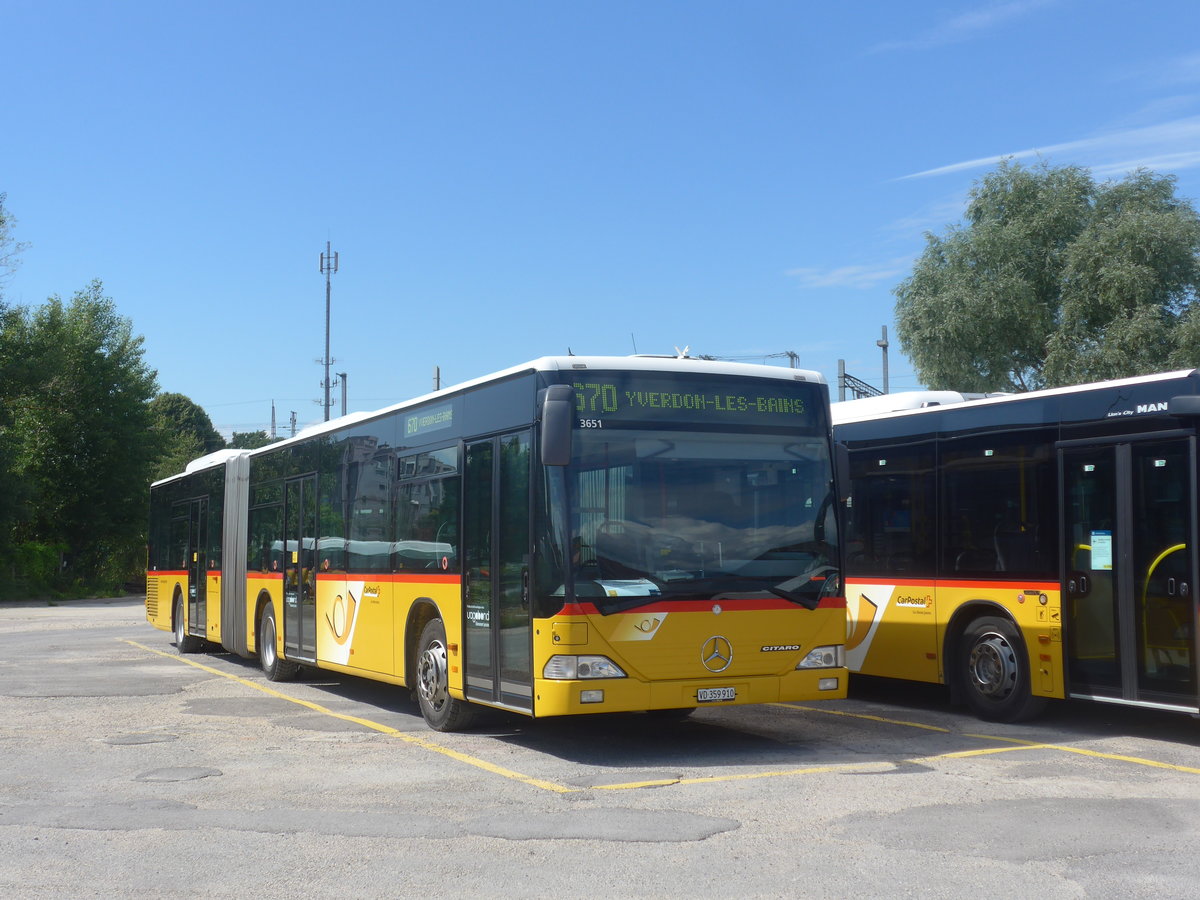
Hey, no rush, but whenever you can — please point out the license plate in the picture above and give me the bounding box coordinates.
[697,687,736,702]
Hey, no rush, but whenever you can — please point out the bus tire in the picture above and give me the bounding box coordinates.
[259,602,299,682]
[173,594,203,654]
[958,615,1046,723]
[415,618,477,732]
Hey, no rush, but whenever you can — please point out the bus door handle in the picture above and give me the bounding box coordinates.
[1168,578,1177,596]
[521,569,530,606]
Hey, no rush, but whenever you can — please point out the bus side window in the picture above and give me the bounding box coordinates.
[939,432,1055,579]
[846,444,934,576]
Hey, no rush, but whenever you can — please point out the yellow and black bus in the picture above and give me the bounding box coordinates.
[148,355,847,730]
[833,370,1200,722]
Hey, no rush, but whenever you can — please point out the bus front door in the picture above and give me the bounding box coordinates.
[188,498,207,639]
[1062,438,1198,708]
[463,432,533,713]
[283,474,318,663]
[173,498,207,639]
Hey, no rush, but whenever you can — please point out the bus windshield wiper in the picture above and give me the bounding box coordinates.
[767,566,838,610]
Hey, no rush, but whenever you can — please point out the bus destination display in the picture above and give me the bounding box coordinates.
[569,373,817,429]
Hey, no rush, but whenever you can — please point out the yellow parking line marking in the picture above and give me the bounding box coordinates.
[129,641,1200,788]
[962,732,1200,774]
[593,762,891,790]
[125,640,575,794]
[777,703,951,732]
[781,701,1200,776]
[922,744,1046,760]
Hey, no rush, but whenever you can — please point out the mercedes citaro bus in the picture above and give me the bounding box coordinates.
[147,355,847,730]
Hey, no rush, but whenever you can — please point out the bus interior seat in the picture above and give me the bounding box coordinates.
[995,523,1037,572]
[955,548,997,572]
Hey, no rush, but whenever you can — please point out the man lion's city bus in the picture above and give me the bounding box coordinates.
[147,356,847,730]
[833,369,1200,722]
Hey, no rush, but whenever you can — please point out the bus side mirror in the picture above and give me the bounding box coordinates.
[540,385,574,466]
[1169,396,1200,417]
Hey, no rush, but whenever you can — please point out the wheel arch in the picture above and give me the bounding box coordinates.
[404,597,442,688]
[252,589,274,654]
[171,583,185,630]
[943,599,1018,705]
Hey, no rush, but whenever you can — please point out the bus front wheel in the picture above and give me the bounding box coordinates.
[173,594,203,654]
[416,618,477,732]
[958,615,1045,722]
[259,603,299,682]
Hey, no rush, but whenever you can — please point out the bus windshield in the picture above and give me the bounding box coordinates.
[566,428,837,613]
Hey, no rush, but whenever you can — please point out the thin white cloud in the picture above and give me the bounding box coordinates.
[1089,150,1200,179]
[1114,51,1200,88]
[786,259,912,290]
[900,116,1200,180]
[884,196,971,239]
[870,0,1058,53]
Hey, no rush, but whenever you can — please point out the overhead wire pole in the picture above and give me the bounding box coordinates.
[876,326,890,394]
[320,242,339,421]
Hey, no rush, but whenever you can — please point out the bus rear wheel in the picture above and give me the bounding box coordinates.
[173,594,203,654]
[416,618,477,732]
[259,603,299,682]
[958,615,1045,722]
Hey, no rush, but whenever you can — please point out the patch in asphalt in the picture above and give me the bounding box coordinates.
[467,808,740,842]
[184,697,287,718]
[836,797,1196,862]
[0,660,188,697]
[135,767,223,783]
[105,733,180,745]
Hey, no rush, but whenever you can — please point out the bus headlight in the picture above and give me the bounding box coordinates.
[796,645,845,669]
[543,655,628,680]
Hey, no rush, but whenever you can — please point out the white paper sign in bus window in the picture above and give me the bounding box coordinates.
[1090,530,1113,570]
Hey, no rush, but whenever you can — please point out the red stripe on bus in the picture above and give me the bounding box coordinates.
[847,576,1057,591]
[557,595,846,616]
[314,572,461,584]
[147,570,222,577]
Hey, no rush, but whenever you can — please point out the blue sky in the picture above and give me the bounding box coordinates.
[4,0,1200,437]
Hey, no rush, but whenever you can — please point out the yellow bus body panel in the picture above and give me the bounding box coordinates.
[144,572,177,633]
[846,577,1064,699]
[532,603,847,716]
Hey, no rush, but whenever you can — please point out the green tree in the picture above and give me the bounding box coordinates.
[148,392,224,480]
[0,192,29,288]
[8,281,159,590]
[894,160,1200,391]
[0,194,30,588]
[229,430,276,450]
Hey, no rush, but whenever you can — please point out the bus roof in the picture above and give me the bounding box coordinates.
[831,369,1200,427]
[153,354,828,485]
[258,354,825,455]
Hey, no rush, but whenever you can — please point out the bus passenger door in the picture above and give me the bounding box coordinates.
[463,432,533,712]
[174,498,207,638]
[1062,439,1197,707]
[188,499,207,639]
[283,474,319,662]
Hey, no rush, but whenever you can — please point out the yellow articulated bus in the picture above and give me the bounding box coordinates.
[147,355,847,730]
[833,370,1200,722]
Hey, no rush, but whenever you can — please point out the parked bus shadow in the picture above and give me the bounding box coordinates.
[847,673,1200,749]
[210,652,1200,763]
[211,651,848,767]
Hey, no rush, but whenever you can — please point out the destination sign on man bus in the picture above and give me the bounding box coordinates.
[564,372,820,429]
